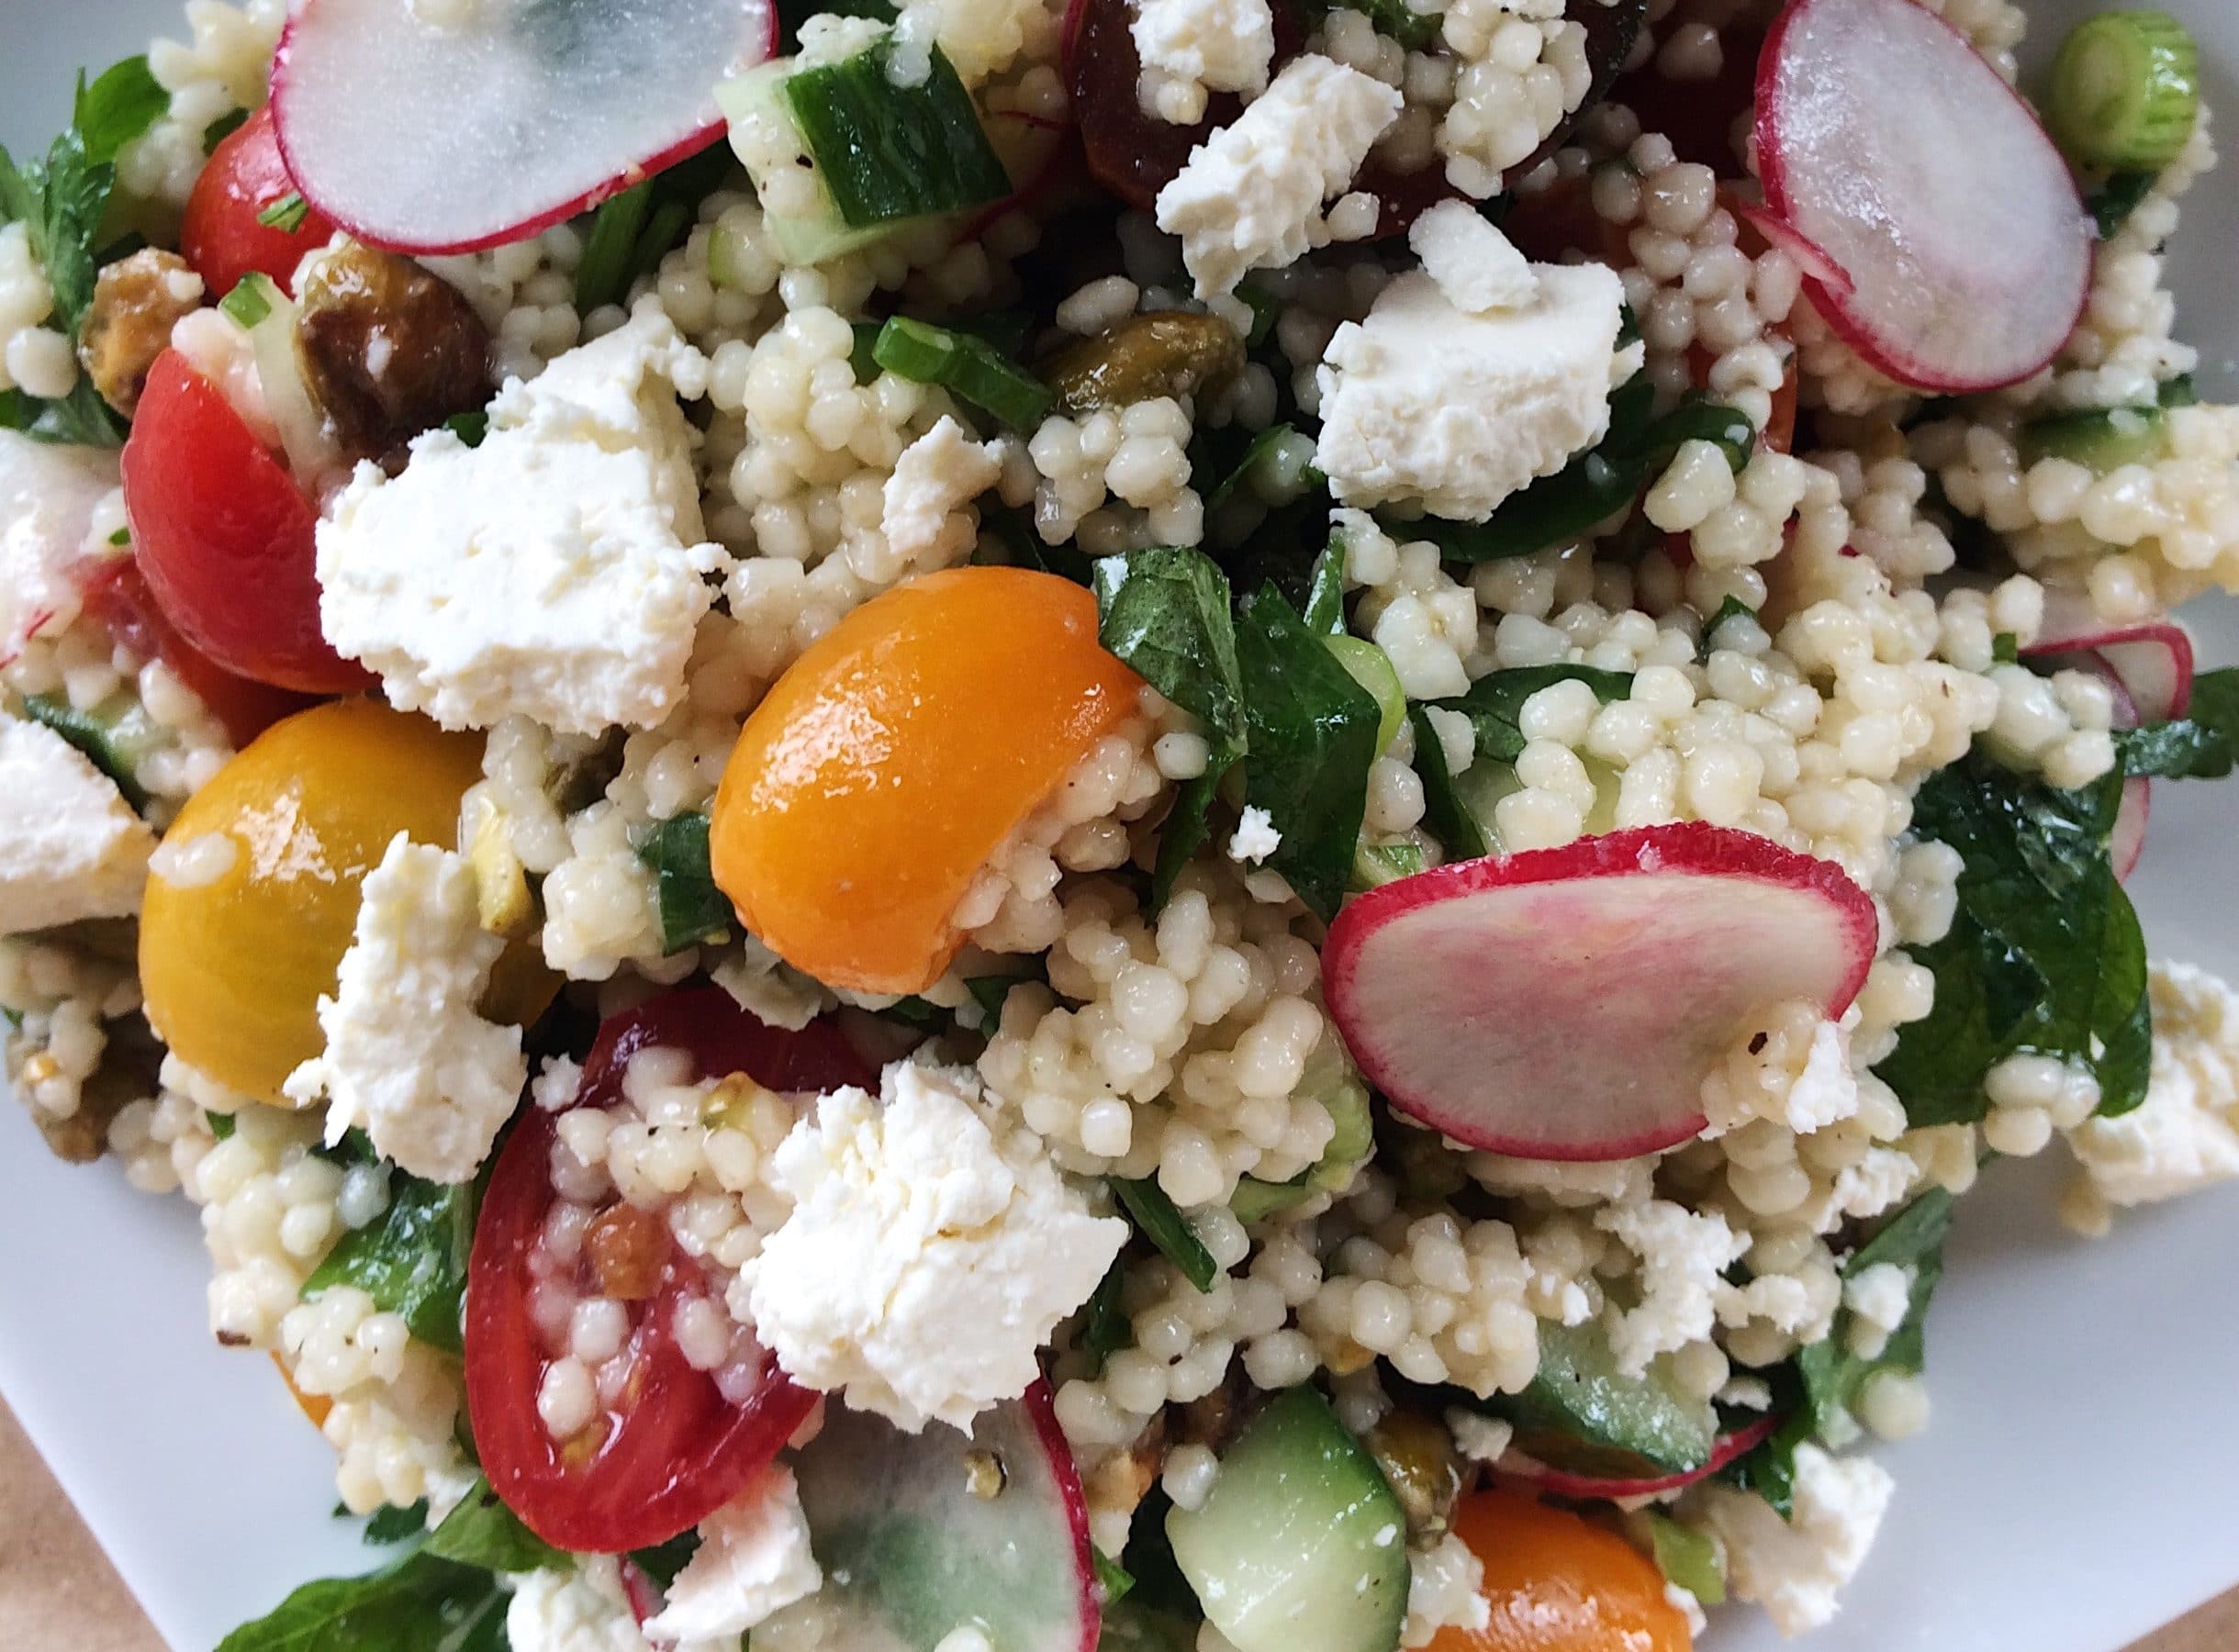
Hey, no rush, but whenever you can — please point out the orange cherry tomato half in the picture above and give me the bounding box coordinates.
[465,989,873,1552]
[181,105,339,298]
[123,352,371,695]
[710,566,1144,996]
[1428,1487,1692,1652]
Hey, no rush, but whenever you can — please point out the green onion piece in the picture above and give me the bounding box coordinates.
[1323,635,1405,756]
[107,525,129,546]
[1092,1546,1136,1606]
[872,316,1053,430]
[1112,1178,1219,1292]
[442,410,490,449]
[850,319,885,384]
[1991,631,2020,665]
[634,811,733,953]
[2048,11,2200,171]
[206,1110,237,1139]
[218,271,277,329]
[201,107,249,155]
[255,191,310,232]
[575,183,654,312]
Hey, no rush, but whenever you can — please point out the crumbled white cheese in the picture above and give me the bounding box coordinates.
[1131,0,1276,126]
[1840,1261,1914,1363]
[646,1468,823,1643]
[881,416,1004,567]
[283,832,526,1183]
[0,431,118,661]
[316,310,729,736]
[1696,1445,1896,1635]
[1226,805,1282,865]
[1443,1408,1514,1463]
[1594,1198,1749,1377]
[2068,961,2239,1206]
[0,717,154,935]
[742,1060,1128,1432]
[1155,55,1402,298]
[1407,201,1536,314]
[506,1557,709,1652]
[1784,1019,1862,1133]
[1400,1531,1490,1647]
[1314,262,1630,521]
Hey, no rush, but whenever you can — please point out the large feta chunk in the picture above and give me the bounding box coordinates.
[1593,1197,1749,1377]
[1407,200,1536,314]
[506,1557,727,1652]
[0,431,118,660]
[743,1060,1128,1432]
[2069,960,2239,1205]
[1155,54,1402,298]
[881,415,1005,567]
[1314,262,1629,521]
[646,1468,823,1642]
[0,717,154,935]
[316,310,729,736]
[1131,0,1276,125]
[284,832,526,1183]
[1695,1445,1895,1635]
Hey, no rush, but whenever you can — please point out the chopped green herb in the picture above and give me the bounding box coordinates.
[300,1173,476,1356]
[202,107,251,155]
[1112,1177,1219,1292]
[361,1501,429,1546]
[629,1531,702,1590]
[1352,838,1428,888]
[879,995,948,1029]
[73,58,169,167]
[2115,666,2239,779]
[1080,1256,1132,1374]
[19,689,157,810]
[1407,705,1489,863]
[1094,1546,1136,1606]
[574,144,734,313]
[219,270,278,329]
[2088,168,2159,240]
[107,525,129,546]
[442,410,489,449]
[1427,664,1635,768]
[850,318,886,383]
[872,315,1053,430]
[206,1109,237,1140]
[1798,1190,1954,1432]
[635,810,733,953]
[1991,631,2020,664]
[1701,595,1758,658]
[255,190,311,232]
[966,964,1047,1022]
[424,1478,570,1575]
[215,1549,510,1652]
[1302,533,1348,637]
[780,38,1011,229]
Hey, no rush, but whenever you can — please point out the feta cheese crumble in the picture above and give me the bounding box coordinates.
[1695,1445,1896,1635]
[0,716,155,935]
[742,1060,1127,1432]
[284,832,527,1183]
[506,1557,709,1652]
[316,310,730,736]
[1407,201,1536,315]
[2068,960,2239,1206]
[1130,0,1276,127]
[1226,804,1281,865]
[0,430,117,660]
[645,1468,823,1643]
[1155,54,1403,299]
[1594,1198,1749,1377]
[881,415,1005,567]
[1314,262,1630,521]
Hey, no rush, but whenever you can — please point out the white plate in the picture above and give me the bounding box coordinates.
[2,2,2236,1648]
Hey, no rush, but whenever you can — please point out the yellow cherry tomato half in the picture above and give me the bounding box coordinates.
[140,698,551,1105]
[1428,1487,1692,1652]
[710,567,1144,995]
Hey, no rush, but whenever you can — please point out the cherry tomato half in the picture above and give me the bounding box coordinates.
[79,559,317,748]
[122,351,370,695]
[1428,1487,1691,1652]
[465,989,876,1552]
[181,105,339,298]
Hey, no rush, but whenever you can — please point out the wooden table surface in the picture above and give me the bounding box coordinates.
[2,1395,2233,1652]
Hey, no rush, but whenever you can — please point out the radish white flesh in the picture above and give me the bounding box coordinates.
[272,0,777,255]
[1500,1413,1783,1501]
[1322,824,1877,1161]
[1755,0,2092,393]
[1735,201,1853,300]
[789,1381,1099,1652]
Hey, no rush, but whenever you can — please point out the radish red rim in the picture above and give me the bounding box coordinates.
[1499,1412,1784,1500]
[1323,823,1878,1162]
[271,0,779,255]
[1755,0,2092,394]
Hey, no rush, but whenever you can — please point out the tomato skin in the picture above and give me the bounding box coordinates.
[466,990,872,1553]
[79,559,318,747]
[1428,1487,1691,1652]
[181,105,338,297]
[122,352,370,694]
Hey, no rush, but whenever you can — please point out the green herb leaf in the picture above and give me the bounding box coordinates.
[73,58,169,166]
[1094,1546,1136,1606]
[1080,1255,1132,1374]
[1991,631,2020,664]
[1797,1189,1954,1428]
[203,107,250,154]
[442,410,489,449]
[256,190,311,231]
[2088,169,2159,240]
[1701,596,1757,660]
[1302,534,1348,637]
[2115,666,2239,779]
[635,810,733,953]
[215,1550,510,1652]
[1428,664,1634,767]
[1234,586,1381,920]
[301,1174,476,1355]
[574,144,733,312]
[966,963,1047,1022]
[1406,704,1489,864]
[424,1478,570,1574]
[630,1532,701,1590]
[1112,1178,1219,1292]
[362,1501,430,1546]
[207,1109,237,1140]
[1875,756,2149,1123]
[1645,1511,1724,1606]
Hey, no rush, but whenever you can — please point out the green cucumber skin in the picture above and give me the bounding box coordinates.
[1166,1390,1407,1652]
[781,39,1010,229]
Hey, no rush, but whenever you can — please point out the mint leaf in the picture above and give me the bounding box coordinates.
[424,1479,569,1574]
[301,1175,476,1355]
[1797,1189,1954,1428]
[215,1550,509,1652]
[202,107,250,153]
[73,58,168,165]
[362,1501,430,1546]
[2115,666,2239,779]
[1302,534,1347,637]
[1407,704,1488,863]
[1427,665,1634,768]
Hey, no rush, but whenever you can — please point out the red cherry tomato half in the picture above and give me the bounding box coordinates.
[465,990,878,1553]
[1614,27,1766,181]
[121,352,371,695]
[181,105,339,297]
[78,559,317,747]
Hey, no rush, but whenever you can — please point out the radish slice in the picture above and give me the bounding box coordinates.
[1498,1413,1784,1501]
[2111,778,2151,882]
[789,1380,1099,1652]
[1735,202,1853,301]
[271,0,777,255]
[1755,0,2092,393]
[1322,824,1878,1161]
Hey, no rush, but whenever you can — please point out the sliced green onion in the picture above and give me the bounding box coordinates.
[2048,11,2200,171]
[1111,1178,1219,1292]
[872,316,1053,430]
[849,319,885,384]
[218,270,277,329]
[1323,635,1404,755]
[255,191,311,232]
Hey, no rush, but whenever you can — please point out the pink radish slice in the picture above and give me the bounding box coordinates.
[271,0,777,255]
[1499,1413,1784,1501]
[1735,202,1853,300]
[1754,0,2092,393]
[1322,823,1878,1161]
[2110,778,2150,882]
[789,1380,1099,1652]
[2024,588,2194,723]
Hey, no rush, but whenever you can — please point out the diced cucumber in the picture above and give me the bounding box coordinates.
[633,810,732,954]
[19,690,160,811]
[2019,374,2197,472]
[720,62,890,266]
[1349,839,1427,892]
[1166,1390,1407,1652]
[2048,10,2200,172]
[1472,1318,1717,1480]
[1231,1049,1375,1223]
[1324,637,1404,756]
[1645,1510,1725,1605]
